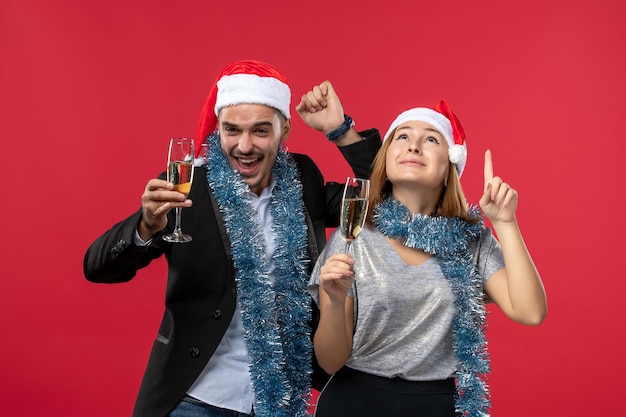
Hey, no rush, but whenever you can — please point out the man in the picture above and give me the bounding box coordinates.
[83,60,381,417]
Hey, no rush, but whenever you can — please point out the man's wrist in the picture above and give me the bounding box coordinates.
[325,114,355,141]
[137,218,159,244]
[134,227,154,246]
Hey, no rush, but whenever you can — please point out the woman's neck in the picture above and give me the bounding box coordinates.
[392,185,442,215]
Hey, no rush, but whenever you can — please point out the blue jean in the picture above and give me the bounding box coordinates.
[168,396,254,417]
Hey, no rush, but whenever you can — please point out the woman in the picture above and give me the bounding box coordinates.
[308,100,547,417]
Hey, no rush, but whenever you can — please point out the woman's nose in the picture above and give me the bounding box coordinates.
[408,143,420,153]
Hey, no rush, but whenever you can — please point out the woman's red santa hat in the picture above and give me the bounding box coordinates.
[194,60,291,157]
[383,100,468,177]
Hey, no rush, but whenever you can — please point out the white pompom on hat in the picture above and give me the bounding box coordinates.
[383,99,467,177]
[194,60,291,157]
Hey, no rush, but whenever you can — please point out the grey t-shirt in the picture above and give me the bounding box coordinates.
[308,224,504,381]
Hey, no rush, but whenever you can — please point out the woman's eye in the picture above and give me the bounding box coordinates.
[395,133,409,140]
[426,136,440,144]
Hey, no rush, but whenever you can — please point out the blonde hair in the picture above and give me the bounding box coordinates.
[366,129,478,224]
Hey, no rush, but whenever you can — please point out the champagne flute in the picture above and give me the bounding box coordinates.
[340,177,370,253]
[163,137,194,243]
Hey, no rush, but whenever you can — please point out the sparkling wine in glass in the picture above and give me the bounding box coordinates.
[163,137,194,243]
[340,177,370,253]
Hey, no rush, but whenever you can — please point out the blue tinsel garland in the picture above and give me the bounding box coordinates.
[205,132,312,417]
[373,197,491,417]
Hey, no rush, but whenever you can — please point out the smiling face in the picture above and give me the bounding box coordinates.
[218,104,290,195]
[385,120,450,191]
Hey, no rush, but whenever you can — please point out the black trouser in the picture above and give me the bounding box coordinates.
[314,367,458,417]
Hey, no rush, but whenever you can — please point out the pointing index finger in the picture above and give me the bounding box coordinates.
[484,149,494,191]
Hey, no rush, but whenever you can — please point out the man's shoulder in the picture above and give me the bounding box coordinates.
[289,152,313,162]
[285,152,324,190]
[288,152,317,171]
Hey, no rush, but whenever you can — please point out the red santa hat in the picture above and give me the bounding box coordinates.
[194,59,291,157]
[383,99,467,176]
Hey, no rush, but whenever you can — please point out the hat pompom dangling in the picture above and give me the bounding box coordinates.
[434,100,467,176]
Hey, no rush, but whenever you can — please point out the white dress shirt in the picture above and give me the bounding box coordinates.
[186,178,277,413]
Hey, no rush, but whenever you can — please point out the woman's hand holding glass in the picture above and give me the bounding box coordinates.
[319,177,370,293]
[319,253,356,302]
[340,177,370,253]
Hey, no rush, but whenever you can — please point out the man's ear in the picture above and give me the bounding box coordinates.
[281,118,292,142]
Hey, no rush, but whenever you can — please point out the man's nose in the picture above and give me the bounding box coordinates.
[238,132,253,153]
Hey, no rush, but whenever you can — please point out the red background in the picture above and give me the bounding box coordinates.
[1,0,624,415]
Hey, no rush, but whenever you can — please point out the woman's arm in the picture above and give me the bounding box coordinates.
[484,221,547,325]
[480,150,547,325]
[313,253,356,374]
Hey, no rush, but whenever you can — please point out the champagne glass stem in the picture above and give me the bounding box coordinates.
[173,207,183,237]
[344,240,356,282]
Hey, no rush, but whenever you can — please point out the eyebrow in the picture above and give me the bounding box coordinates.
[222,121,274,129]
[396,125,441,134]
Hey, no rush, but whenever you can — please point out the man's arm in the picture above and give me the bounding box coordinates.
[83,172,183,283]
[83,209,163,283]
[296,80,382,178]
[296,80,381,228]
[337,128,381,179]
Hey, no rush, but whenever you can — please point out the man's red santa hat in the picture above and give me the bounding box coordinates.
[194,60,291,157]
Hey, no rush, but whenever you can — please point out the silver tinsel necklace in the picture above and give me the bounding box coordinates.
[205,131,312,417]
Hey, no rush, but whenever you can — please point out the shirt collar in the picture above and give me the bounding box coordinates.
[248,174,276,202]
